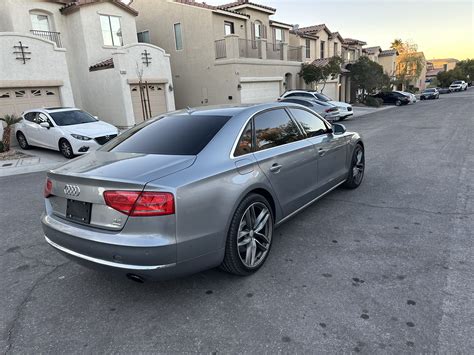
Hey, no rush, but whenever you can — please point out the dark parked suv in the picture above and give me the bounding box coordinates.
[371,91,411,106]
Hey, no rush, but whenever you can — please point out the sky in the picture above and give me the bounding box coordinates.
[204,0,474,60]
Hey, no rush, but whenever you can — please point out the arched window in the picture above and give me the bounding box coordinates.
[254,21,262,39]
[29,10,53,32]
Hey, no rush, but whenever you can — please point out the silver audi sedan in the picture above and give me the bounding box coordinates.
[42,103,364,282]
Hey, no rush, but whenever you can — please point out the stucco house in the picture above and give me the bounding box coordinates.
[133,0,308,108]
[288,24,348,101]
[395,51,427,91]
[0,0,175,131]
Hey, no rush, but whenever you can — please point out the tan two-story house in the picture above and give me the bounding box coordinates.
[0,0,175,130]
[133,0,307,108]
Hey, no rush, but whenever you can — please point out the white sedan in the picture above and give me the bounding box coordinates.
[16,107,118,158]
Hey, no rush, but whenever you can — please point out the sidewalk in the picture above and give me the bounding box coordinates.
[0,148,67,177]
[351,105,395,118]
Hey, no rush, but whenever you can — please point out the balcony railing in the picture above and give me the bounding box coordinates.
[239,38,261,59]
[30,30,62,48]
[288,45,303,62]
[266,42,283,60]
[215,39,226,59]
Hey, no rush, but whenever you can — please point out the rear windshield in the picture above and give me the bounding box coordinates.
[50,110,98,126]
[313,92,331,101]
[453,81,462,84]
[424,89,435,92]
[102,114,231,155]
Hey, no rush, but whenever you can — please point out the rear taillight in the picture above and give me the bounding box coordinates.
[326,108,337,113]
[103,191,175,217]
[44,178,52,198]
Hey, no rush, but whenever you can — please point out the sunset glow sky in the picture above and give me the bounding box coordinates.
[204,0,474,60]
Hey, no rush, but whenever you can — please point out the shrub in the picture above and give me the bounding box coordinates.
[0,141,4,153]
[364,96,383,107]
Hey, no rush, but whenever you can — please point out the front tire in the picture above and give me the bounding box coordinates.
[59,139,74,159]
[16,132,30,149]
[395,99,402,106]
[220,194,274,276]
[343,144,365,189]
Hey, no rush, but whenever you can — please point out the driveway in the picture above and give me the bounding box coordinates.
[1,90,473,353]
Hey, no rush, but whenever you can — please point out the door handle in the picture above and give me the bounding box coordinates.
[318,148,327,156]
[269,163,282,173]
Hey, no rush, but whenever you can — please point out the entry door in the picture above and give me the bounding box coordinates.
[252,108,317,215]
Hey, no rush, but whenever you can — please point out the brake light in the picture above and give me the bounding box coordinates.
[103,191,175,216]
[325,107,337,112]
[44,178,52,198]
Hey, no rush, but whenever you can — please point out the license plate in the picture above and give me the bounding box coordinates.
[66,199,92,224]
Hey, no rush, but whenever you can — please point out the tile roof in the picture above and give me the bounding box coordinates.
[89,58,114,72]
[343,38,367,46]
[363,46,381,54]
[174,0,249,17]
[379,49,398,57]
[289,29,319,40]
[219,0,276,12]
[60,0,138,16]
[298,24,326,33]
[426,68,443,77]
[311,58,330,67]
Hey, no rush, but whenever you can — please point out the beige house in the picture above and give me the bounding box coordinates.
[288,24,347,100]
[395,51,427,91]
[428,58,458,72]
[133,0,308,108]
[0,0,175,130]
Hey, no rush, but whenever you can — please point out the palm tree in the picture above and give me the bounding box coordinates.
[0,114,22,152]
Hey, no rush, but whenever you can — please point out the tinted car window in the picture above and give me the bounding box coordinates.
[104,114,231,156]
[254,109,302,151]
[289,108,328,137]
[35,113,53,126]
[286,92,313,98]
[281,99,312,107]
[313,92,331,101]
[234,121,253,157]
[49,110,98,126]
[24,112,36,122]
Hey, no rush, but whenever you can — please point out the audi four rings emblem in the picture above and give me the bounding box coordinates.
[64,184,80,197]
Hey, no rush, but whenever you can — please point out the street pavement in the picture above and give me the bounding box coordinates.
[1,89,473,353]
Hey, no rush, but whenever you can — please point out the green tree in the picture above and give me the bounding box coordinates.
[299,56,343,93]
[455,59,474,82]
[390,39,424,90]
[437,70,458,87]
[0,114,22,152]
[349,56,388,100]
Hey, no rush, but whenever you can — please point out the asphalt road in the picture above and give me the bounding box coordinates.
[1,90,473,354]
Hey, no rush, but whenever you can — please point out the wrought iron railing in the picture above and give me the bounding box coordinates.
[288,45,303,62]
[215,39,226,59]
[239,38,261,59]
[266,42,283,60]
[30,30,62,48]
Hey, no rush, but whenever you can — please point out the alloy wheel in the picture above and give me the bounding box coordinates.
[60,140,73,158]
[237,202,272,268]
[352,148,364,185]
[18,133,27,149]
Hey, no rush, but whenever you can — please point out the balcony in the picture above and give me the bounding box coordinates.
[215,35,304,63]
[30,30,62,48]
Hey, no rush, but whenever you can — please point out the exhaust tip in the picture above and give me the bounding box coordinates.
[126,273,145,283]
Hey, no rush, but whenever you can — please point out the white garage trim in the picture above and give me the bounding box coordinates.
[240,76,284,83]
[0,80,64,89]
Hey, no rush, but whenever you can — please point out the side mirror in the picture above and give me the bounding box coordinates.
[39,122,51,129]
[332,123,346,135]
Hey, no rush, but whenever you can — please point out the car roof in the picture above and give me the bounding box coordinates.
[22,107,80,115]
[280,97,329,106]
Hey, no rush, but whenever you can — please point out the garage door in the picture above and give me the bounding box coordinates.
[0,87,61,117]
[240,81,281,104]
[130,83,167,123]
[322,83,338,101]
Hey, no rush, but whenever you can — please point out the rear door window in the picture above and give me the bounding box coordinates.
[234,120,253,157]
[254,109,303,151]
[104,114,231,155]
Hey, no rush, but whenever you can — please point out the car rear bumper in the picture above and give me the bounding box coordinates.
[42,213,223,281]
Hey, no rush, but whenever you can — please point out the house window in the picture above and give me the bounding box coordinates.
[320,41,325,58]
[305,39,311,58]
[334,43,338,57]
[254,21,262,39]
[137,30,150,43]
[174,23,183,50]
[30,13,50,31]
[100,15,123,46]
[224,21,234,36]
[274,28,283,42]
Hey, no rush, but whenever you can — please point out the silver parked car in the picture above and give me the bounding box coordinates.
[279,97,342,122]
[42,103,365,282]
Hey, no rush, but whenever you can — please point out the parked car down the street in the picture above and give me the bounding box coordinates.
[395,91,417,104]
[16,107,119,159]
[370,91,411,106]
[42,103,365,282]
[436,87,451,94]
[449,80,468,92]
[280,90,354,120]
[279,97,342,122]
[420,88,440,100]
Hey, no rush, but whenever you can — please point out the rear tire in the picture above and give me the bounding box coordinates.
[395,100,402,106]
[343,144,365,189]
[220,194,274,276]
[59,139,74,159]
[16,132,30,150]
